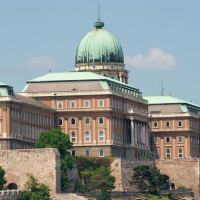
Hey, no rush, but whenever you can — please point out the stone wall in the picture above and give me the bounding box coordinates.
[110,158,154,191]
[0,148,61,197]
[156,158,200,200]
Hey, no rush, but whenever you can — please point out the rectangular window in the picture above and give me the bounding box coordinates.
[153,149,159,159]
[71,150,76,156]
[153,122,158,128]
[178,136,183,143]
[178,149,183,158]
[57,101,63,109]
[166,137,170,143]
[84,100,90,108]
[85,150,90,156]
[166,122,170,128]
[166,149,171,159]
[153,137,158,144]
[178,121,182,127]
[70,101,76,108]
[84,131,91,142]
[71,131,76,143]
[98,100,104,107]
[99,130,105,142]
[85,118,90,125]
[99,149,104,157]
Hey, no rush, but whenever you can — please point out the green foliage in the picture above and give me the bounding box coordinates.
[19,174,50,200]
[74,180,86,194]
[88,166,115,192]
[35,128,75,191]
[76,156,113,176]
[146,194,169,200]
[130,165,168,195]
[96,189,111,200]
[35,128,73,159]
[0,166,6,190]
[141,152,154,160]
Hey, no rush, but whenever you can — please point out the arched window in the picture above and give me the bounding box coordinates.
[166,149,171,159]
[58,118,63,126]
[71,118,76,125]
[99,117,104,125]
[99,130,105,142]
[85,118,90,125]
[71,131,76,143]
[7,183,18,189]
[84,131,91,142]
[178,149,183,158]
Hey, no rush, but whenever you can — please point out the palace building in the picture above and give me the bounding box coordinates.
[145,96,200,159]
[0,17,150,159]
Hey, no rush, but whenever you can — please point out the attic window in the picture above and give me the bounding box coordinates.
[93,65,96,69]
[72,88,76,91]
[111,66,114,69]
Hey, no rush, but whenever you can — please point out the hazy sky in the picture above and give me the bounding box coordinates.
[1,0,200,104]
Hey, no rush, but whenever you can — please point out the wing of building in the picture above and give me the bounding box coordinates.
[145,96,200,159]
[19,71,149,159]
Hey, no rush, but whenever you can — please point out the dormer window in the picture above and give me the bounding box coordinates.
[93,65,96,69]
[111,66,114,69]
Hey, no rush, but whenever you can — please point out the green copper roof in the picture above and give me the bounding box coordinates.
[75,21,124,64]
[25,71,139,92]
[0,82,9,86]
[0,82,13,96]
[144,96,200,108]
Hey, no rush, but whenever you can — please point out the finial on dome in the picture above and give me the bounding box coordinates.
[94,5,104,29]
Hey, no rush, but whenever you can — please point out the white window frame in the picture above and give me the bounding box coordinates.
[99,149,104,157]
[84,131,91,143]
[178,121,182,127]
[58,118,63,126]
[166,136,170,143]
[57,101,63,109]
[166,149,171,159]
[166,122,170,128]
[71,131,76,143]
[99,117,104,125]
[70,101,76,108]
[71,150,76,156]
[153,137,158,144]
[98,100,104,107]
[178,136,183,143]
[71,118,76,126]
[85,149,90,156]
[178,149,183,158]
[84,100,90,108]
[85,117,90,125]
[98,130,105,142]
[153,122,158,128]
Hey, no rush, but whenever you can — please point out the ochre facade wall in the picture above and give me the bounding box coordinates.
[0,148,61,197]
[156,158,200,200]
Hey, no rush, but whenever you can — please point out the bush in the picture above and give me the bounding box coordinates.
[0,166,6,190]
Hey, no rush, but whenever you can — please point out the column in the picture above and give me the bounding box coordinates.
[145,123,149,148]
[160,136,164,159]
[64,117,68,136]
[172,136,176,158]
[130,118,135,145]
[135,121,137,144]
[78,117,82,144]
[92,117,96,144]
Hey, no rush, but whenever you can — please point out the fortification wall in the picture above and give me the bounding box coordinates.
[111,158,154,191]
[0,148,61,197]
[156,158,200,200]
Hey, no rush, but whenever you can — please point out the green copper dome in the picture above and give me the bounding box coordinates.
[75,19,124,64]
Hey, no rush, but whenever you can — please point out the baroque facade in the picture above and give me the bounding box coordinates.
[145,96,200,159]
[0,17,150,159]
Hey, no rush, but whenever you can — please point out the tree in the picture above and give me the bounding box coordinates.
[0,166,6,190]
[129,165,168,195]
[35,128,73,159]
[35,128,75,191]
[19,174,50,200]
[88,166,115,200]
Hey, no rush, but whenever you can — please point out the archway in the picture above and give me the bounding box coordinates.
[7,183,18,190]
